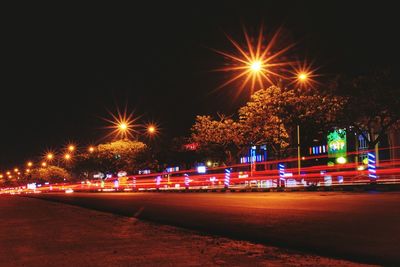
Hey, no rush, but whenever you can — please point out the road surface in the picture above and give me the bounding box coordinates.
[0,196,368,267]
[29,191,400,265]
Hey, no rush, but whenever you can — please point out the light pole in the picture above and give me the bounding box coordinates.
[297,124,301,176]
[295,71,310,177]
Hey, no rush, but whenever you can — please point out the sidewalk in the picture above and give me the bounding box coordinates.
[0,196,372,267]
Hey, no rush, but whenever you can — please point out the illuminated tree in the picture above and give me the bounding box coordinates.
[29,166,71,184]
[74,139,148,177]
[191,114,242,164]
[238,87,289,156]
[275,85,345,148]
[191,85,345,160]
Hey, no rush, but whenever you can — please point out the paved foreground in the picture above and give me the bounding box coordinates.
[29,191,400,265]
[0,196,370,267]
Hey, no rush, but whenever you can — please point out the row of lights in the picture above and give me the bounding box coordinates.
[1,123,158,180]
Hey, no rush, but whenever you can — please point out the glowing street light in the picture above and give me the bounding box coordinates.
[212,25,293,94]
[27,161,33,167]
[250,60,262,72]
[103,108,138,140]
[6,171,11,175]
[291,62,319,88]
[14,168,19,173]
[41,162,47,167]
[47,153,54,160]
[64,153,71,160]
[147,125,157,135]
[68,145,75,152]
[119,123,128,131]
[297,72,308,82]
[88,146,95,153]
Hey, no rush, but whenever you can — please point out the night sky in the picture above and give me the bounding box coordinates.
[1,1,399,168]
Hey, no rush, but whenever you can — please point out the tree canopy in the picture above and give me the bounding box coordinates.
[29,166,71,184]
[191,85,346,160]
[73,139,148,178]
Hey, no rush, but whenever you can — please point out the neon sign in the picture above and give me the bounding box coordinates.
[327,129,347,158]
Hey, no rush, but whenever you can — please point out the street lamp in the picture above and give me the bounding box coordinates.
[64,153,71,160]
[68,145,75,152]
[41,162,47,167]
[294,71,309,177]
[250,60,262,72]
[47,153,54,161]
[88,146,95,153]
[297,72,308,82]
[146,124,158,136]
[27,161,33,167]
[119,123,127,131]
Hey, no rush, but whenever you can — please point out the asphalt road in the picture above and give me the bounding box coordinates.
[30,191,400,265]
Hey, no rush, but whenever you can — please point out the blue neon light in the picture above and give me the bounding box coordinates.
[367,152,377,179]
[184,173,190,188]
[278,163,285,180]
[224,168,231,188]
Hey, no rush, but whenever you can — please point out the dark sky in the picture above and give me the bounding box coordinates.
[1,1,399,168]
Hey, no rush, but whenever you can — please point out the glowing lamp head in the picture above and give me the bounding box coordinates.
[27,161,33,167]
[47,153,54,160]
[68,145,75,152]
[41,162,47,167]
[147,125,156,134]
[250,60,262,72]
[14,168,19,173]
[119,123,128,131]
[298,72,308,82]
[88,146,95,153]
[64,153,71,160]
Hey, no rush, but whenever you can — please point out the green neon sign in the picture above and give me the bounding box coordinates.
[327,129,347,158]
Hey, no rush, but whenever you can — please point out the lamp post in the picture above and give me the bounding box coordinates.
[297,124,301,176]
[295,71,310,177]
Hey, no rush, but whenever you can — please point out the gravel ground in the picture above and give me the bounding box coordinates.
[0,196,375,267]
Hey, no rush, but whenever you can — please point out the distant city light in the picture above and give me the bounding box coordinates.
[197,166,206,174]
